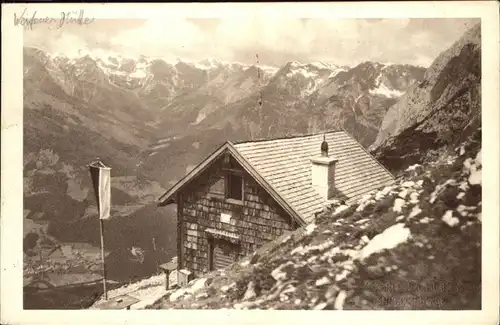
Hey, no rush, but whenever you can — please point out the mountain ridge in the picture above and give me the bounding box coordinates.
[371,23,481,152]
[370,23,481,173]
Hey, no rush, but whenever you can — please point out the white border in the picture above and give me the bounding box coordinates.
[1,2,499,325]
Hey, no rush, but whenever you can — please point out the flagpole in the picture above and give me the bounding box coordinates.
[99,218,108,300]
[89,159,111,301]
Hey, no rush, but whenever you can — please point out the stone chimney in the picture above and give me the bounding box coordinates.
[311,135,337,200]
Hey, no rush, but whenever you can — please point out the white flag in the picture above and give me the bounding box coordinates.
[89,161,112,220]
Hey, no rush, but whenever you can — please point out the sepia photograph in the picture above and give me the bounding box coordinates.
[1,2,499,325]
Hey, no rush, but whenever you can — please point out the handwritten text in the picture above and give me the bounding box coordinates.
[13,8,95,30]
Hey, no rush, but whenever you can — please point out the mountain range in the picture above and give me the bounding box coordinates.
[22,22,481,309]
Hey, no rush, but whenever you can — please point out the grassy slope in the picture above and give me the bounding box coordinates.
[149,127,481,310]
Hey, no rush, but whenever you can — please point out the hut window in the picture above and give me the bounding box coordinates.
[209,177,225,195]
[227,173,243,201]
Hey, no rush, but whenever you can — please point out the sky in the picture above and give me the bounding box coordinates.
[24,17,479,68]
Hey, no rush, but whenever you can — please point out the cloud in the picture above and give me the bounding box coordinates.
[24,18,479,67]
[109,18,206,58]
[24,29,88,57]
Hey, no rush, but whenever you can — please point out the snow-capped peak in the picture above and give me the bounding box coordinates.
[194,58,221,70]
[285,61,303,69]
[283,60,343,75]
[309,61,339,70]
[256,64,279,74]
[328,66,348,79]
[50,48,147,67]
[175,57,243,71]
[283,60,334,79]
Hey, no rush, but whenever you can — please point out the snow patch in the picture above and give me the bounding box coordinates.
[333,205,349,215]
[309,61,338,70]
[304,223,317,236]
[193,109,207,125]
[334,291,347,310]
[398,189,409,199]
[314,302,328,310]
[392,198,406,213]
[458,181,469,191]
[130,69,147,79]
[242,282,257,301]
[369,82,404,98]
[419,217,431,224]
[169,289,187,302]
[375,185,397,200]
[463,151,482,186]
[357,195,376,211]
[335,269,350,282]
[475,150,482,166]
[442,210,460,227]
[290,246,305,255]
[315,276,331,287]
[190,278,207,292]
[456,205,476,217]
[328,67,348,78]
[405,164,422,171]
[359,223,411,260]
[151,143,171,150]
[468,169,481,185]
[271,261,294,281]
[429,179,456,204]
[401,181,418,188]
[409,191,420,204]
[409,205,422,218]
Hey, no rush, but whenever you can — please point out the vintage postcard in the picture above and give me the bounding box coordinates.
[1,2,499,325]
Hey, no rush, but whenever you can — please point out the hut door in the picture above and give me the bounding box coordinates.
[210,239,238,271]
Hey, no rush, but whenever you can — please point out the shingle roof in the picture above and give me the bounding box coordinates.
[158,130,395,226]
[233,130,395,223]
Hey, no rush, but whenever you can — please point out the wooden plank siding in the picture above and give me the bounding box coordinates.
[178,155,296,277]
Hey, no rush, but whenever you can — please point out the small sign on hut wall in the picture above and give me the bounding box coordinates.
[220,213,232,224]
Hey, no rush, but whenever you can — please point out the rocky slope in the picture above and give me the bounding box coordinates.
[370,23,481,163]
[148,126,481,310]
